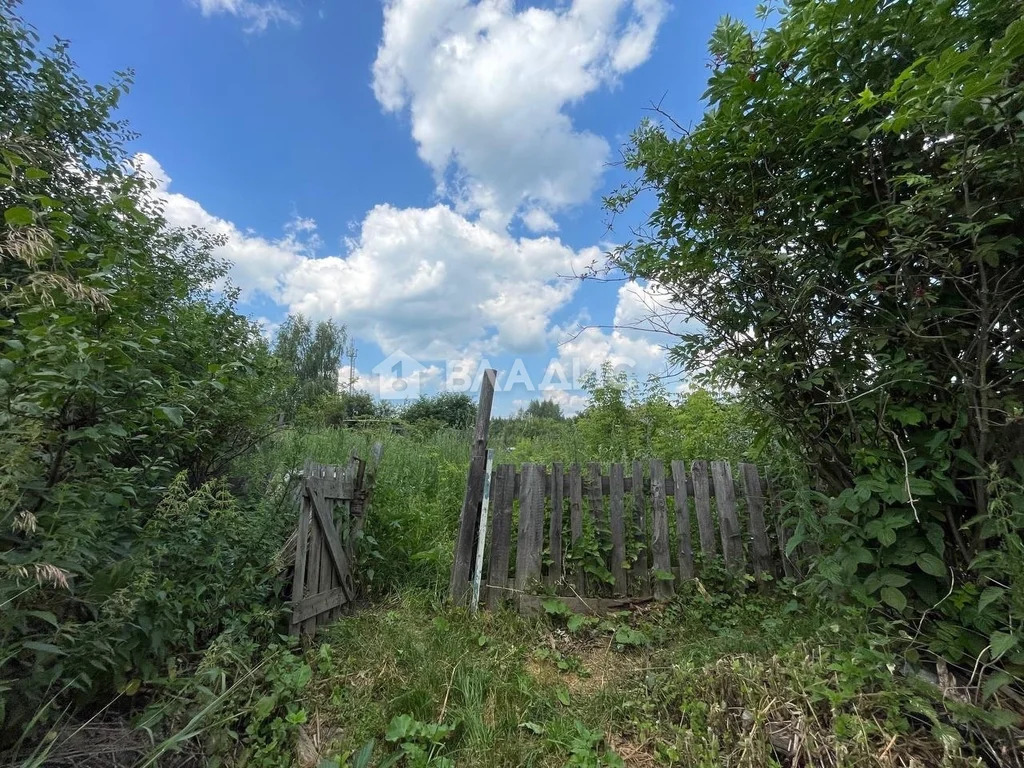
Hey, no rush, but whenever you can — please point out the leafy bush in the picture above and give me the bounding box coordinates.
[610,0,1024,665]
[0,0,286,740]
[401,392,476,434]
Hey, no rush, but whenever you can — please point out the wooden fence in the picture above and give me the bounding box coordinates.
[454,458,796,614]
[290,445,381,637]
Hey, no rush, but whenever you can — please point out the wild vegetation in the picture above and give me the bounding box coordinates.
[1,0,1022,765]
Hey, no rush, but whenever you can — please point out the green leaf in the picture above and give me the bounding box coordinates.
[556,686,570,706]
[982,671,1013,701]
[990,631,1016,659]
[567,614,588,633]
[351,740,375,768]
[880,587,907,612]
[25,167,49,179]
[785,527,806,556]
[978,586,1004,613]
[385,714,416,742]
[891,406,926,426]
[25,610,58,628]
[541,598,570,616]
[4,206,33,226]
[877,527,897,547]
[154,405,184,427]
[22,641,65,655]
[916,553,947,578]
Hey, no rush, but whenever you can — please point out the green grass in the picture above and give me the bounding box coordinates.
[224,428,1015,768]
[279,583,1004,768]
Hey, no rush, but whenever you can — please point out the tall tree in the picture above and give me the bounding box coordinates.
[609,0,1024,653]
[524,399,564,420]
[273,314,347,419]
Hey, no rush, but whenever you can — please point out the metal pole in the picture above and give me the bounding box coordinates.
[470,449,495,613]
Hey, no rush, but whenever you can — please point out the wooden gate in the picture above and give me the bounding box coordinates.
[452,458,796,615]
[290,445,381,637]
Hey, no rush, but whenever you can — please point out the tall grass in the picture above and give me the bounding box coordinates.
[247,427,472,597]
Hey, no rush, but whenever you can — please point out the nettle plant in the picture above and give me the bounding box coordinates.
[608,0,1024,668]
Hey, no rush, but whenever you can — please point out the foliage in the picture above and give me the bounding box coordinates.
[203,588,1013,768]
[609,0,1024,663]
[273,313,348,422]
[261,426,470,594]
[522,398,565,421]
[0,0,286,741]
[300,390,395,430]
[401,392,476,434]
[575,363,752,464]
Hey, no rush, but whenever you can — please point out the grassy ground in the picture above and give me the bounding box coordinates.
[285,582,1008,768]
[232,428,1018,768]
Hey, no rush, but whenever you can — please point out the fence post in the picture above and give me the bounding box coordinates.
[470,449,496,613]
[449,368,497,605]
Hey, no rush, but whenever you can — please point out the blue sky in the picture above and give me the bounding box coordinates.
[23,0,757,414]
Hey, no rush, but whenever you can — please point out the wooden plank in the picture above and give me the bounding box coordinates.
[608,463,628,596]
[547,462,564,587]
[518,594,653,617]
[318,467,336,624]
[649,460,674,599]
[670,460,694,581]
[292,586,349,624]
[486,464,516,610]
[712,461,745,571]
[301,479,323,636]
[328,465,345,620]
[307,484,353,599]
[289,460,313,635]
[450,369,497,605]
[514,463,545,596]
[586,462,604,531]
[691,460,717,559]
[602,475,715,498]
[568,463,585,593]
[470,449,496,611]
[740,463,773,579]
[630,460,650,596]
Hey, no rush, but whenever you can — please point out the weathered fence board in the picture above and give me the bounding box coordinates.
[486,463,515,609]
[691,460,717,558]
[608,463,628,595]
[449,369,497,606]
[649,460,674,599]
[630,459,650,596]
[586,462,605,530]
[670,460,694,581]
[514,463,545,597]
[290,449,380,638]
[740,462,773,578]
[548,462,564,587]
[452,455,788,615]
[712,461,745,570]
[568,463,584,593]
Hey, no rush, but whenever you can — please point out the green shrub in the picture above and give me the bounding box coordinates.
[0,0,286,740]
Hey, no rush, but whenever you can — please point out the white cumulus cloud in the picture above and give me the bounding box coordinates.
[135,153,601,362]
[550,279,695,387]
[372,0,667,230]
[135,153,307,297]
[279,203,600,358]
